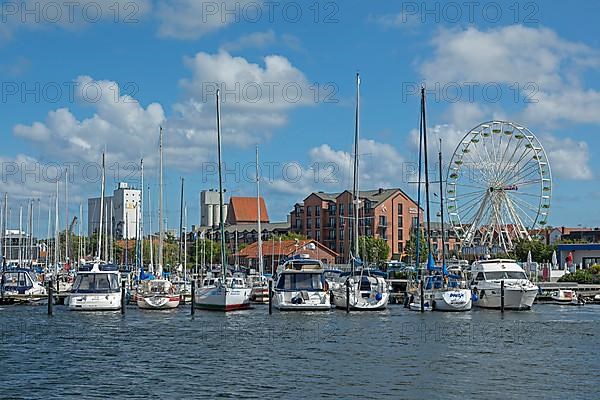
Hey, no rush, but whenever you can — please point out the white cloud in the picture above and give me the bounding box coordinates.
[180,50,315,112]
[542,134,593,180]
[421,25,600,126]
[267,139,408,196]
[13,75,166,166]
[157,0,260,39]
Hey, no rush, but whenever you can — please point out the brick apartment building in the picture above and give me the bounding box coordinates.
[289,188,421,262]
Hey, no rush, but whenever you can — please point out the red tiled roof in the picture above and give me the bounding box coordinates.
[227,196,269,224]
[238,239,338,258]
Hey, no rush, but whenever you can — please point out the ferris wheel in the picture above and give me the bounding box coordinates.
[446,121,552,253]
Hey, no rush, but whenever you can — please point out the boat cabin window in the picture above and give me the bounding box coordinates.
[277,273,323,291]
[72,273,120,293]
[5,271,32,287]
[475,272,485,281]
[484,271,527,280]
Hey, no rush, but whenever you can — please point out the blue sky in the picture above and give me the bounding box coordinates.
[1,0,600,237]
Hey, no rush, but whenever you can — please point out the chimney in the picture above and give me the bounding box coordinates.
[378,188,384,194]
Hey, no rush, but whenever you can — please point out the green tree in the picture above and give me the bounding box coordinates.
[358,236,390,265]
[512,239,555,262]
[272,232,308,241]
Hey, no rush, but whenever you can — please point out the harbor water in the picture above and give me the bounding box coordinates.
[0,304,598,399]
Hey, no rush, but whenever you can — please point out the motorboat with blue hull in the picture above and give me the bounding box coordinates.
[66,262,122,311]
[273,257,331,311]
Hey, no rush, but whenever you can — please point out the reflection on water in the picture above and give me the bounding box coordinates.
[0,304,598,399]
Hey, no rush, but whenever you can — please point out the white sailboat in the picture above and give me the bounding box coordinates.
[195,89,251,311]
[136,129,181,310]
[331,73,390,311]
[249,145,269,303]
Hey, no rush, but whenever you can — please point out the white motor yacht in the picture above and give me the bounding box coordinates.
[469,259,538,310]
[273,257,331,311]
[66,262,122,311]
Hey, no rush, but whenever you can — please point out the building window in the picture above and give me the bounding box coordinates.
[398,215,403,228]
[307,231,312,239]
[307,206,312,217]
[329,203,336,214]
[379,216,387,226]
[339,244,344,254]
[364,200,370,210]
[340,229,344,241]
[315,206,321,216]
[397,203,403,214]
[398,242,403,252]
[307,219,312,229]
[316,230,321,241]
[329,217,335,228]
[339,204,344,216]
[315,218,321,228]
[398,228,403,241]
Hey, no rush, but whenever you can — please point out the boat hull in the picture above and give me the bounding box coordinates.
[194,286,251,311]
[332,290,389,311]
[67,293,122,311]
[433,289,472,311]
[137,296,180,310]
[273,290,330,311]
[473,287,537,310]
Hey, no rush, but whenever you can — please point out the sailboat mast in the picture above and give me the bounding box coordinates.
[352,72,361,272]
[179,177,184,266]
[65,169,68,266]
[46,195,51,270]
[18,205,22,267]
[256,145,263,276]
[54,179,59,266]
[158,126,164,273]
[98,152,105,259]
[140,158,144,269]
[184,203,187,280]
[415,90,424,279]
[148,185,154,274]
[438,139,447,269]
[215,89,227,278]
[421,86,432,255]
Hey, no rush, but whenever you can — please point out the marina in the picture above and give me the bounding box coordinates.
[1,303,598,399]
[1,2,600,398]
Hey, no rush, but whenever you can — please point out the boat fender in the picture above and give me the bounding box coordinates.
[375,292,382,301]
[480,289,485,298]
[431,300,436,310]
[471,292,479,302]
[324,281,329,292]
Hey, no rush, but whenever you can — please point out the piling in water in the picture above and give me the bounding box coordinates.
[420,280,424,313]
[346,280,350,313]
[191,280,195,316]
[268,279,272,315]
[47,282,53,315]
[501,280,505,312]
[121,280,126,315]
